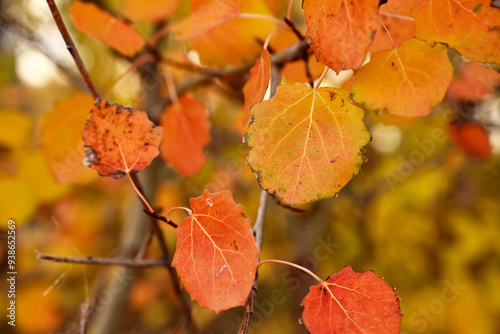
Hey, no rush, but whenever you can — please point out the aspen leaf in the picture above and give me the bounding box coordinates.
[303,0,379,72]
[188,0,276,67]
[243,48,271,113]
[159,95,210,176]
[448,122,492,160]
[352,39,453,117]
[42,94,97,185]
[411,0,500,63]
[172,190,259,313]
[246,83,370,206]
[120,0,179,23]
[172,0,239,40]
[70,1,145,57]
[301,266,402,334]
[370,0,416,52]
[239,48,270,132]
[81,99,163,178]
[446,62,500,102]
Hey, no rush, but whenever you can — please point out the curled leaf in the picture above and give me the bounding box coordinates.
[81,99,163,178]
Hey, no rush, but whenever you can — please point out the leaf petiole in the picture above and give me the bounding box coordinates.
[166,206,193,222]
[259,259,324,285]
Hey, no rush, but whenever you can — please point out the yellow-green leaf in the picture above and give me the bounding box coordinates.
[246,83,370,206]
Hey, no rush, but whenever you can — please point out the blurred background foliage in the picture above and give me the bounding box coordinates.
[1,0,500,333]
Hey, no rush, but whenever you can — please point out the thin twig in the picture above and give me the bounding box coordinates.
[143,210,179,228]
[37,253,169,267]
[163,38,309,107]
[46,0,100,100]
[238,190,268,334]
[284,17,302,40]
[239,55,283,333]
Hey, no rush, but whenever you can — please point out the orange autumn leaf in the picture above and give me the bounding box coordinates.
[301,266,402,334]
[243,48,271,112]
[42,94,98,185]
[411,0,500,63]
[188,0,276,67]
[447,62,500,102]
[172,190,260,313]
[120,0,179,23]
[448,122,491,160]
[303,0,379,72]
[370,0,416,52]
[352,39,453,117]
[70,1,145,57]
[81,99,163,178]
[160,95,210,176]
[239,48,271,132]
[246,83,370,206]
[172,0,239,40]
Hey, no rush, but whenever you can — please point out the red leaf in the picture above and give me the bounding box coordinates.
[172,190,260,313]
[448,122,491,160]
[159,95,211,176]
[172,0,239,40]
[301,266,402,334]
[81,99,163,178]
[446,62,500,102]
[70,1,145,57]
[303,0,379,72]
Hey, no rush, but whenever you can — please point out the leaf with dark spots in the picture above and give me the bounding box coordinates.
[81,99,162,178]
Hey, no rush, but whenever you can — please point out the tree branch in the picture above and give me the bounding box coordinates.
[46,0,100,100]
[36,253,169,267]
[238,41,293,331]
[163,38,309,107]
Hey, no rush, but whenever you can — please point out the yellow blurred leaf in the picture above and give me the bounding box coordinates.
[0,109,32,149]
[42,94,98,185]
[0,178,37,226]
[16,150,68,202]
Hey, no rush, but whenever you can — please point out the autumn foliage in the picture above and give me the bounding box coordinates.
[2,0,499,333]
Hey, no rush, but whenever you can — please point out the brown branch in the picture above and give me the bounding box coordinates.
[163,38,309,108]
[128,172,197,333]
[37,253,169,267]
[239,46,288,331]
[46,0,100,100]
